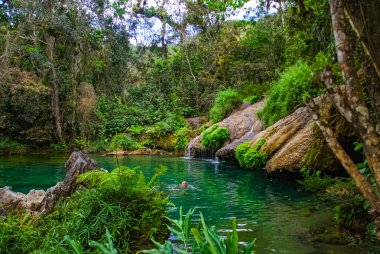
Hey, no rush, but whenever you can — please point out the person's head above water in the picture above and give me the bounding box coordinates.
[181,181,188,188]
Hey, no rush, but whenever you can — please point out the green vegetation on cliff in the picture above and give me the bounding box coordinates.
[202,124,229,151]
[258,62,317,127]
[235,139,268,169]
[210,88,242,123]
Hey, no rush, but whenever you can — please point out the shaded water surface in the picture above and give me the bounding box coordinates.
[0,154,368,253]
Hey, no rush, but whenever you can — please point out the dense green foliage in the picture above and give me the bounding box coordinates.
[258,62,318,127]
[141,207,255,254]
[174,127,190,152]
[108,134,142,151]
[201,124,229,151]
[2,0,380,246]
[0,166,170,253]
[209,88,242,123]
[0,136,28,154]
[297,167,336,192]
[235,139,268,169]
[298,167,371,232]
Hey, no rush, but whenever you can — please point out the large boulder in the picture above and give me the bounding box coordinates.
[186,101,264,158]
[246,106,317,172]
[240,97,352,173]
[187,95,353,173]
[0,151,99,215]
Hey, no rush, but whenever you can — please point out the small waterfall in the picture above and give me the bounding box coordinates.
[185,138,197,158]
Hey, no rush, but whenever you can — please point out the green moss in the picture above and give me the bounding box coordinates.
[235,138,268,169]
[202,124,229,151]
[304,126,337,171]
[235,142,251,167]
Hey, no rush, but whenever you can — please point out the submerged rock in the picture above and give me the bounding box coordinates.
[0,151,99,215]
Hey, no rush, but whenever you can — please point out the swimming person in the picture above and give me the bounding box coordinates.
[181,181,188,188]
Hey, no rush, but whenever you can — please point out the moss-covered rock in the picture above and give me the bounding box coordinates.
[202,124,229,151]
[187,101,264,158]
[235,138,268,169]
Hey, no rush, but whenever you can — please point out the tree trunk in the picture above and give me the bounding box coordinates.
[312,0,380,238]
[329,0,380,185]
[307,97,380,238]
[161,20,168,58]
[47,35,63,142]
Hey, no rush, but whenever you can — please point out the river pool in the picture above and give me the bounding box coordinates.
[0,154,369,253]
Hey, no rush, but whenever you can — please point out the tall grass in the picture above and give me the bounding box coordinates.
[210,88,242,123]
[257,62,317,127]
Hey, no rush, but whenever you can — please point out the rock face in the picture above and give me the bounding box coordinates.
[188,96,350,173]
[249,106,316,172]
[186,101,264,158]
[186,116,208,129]
[0,151,99,215]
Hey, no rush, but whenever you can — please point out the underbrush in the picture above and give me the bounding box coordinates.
[0,136,28,154]
[107,133,142,151]
[297,167,373,235]
[0,165,170,253]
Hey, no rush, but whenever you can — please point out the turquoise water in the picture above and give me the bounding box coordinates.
[0,154,366,253]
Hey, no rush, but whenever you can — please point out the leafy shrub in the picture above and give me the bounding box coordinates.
[241,82,271,99]
[86,140,109,153]
[298,165,369,229]
[0,136,28,154]
[210,88,242,123]
[75,139,88,150]
[0,165,170,253]
[235,139,268,169]
[258,62,318,127]
[0,68,52,145]
[50,141,69,152]
[201,124,229,151]
[108,134,142,151]
[0,214,38,253]
[140,207,255,254]
[93,96,145,139]
[174,127,190,152]
[235,142,250,167]
[297,167,336,192]
[128,125,145,136]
